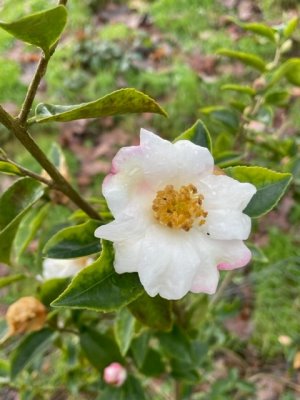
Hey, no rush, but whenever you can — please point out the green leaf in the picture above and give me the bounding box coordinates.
[10,328,54,379]
[173,119,212,152]
[131,332,150,368]
[236,21,276,42]
[14,203,50,261]
[43,219,101,259]
[34,88,167,123]
[0,178,44,230]
[217,49,266,72]
[0,178,44,264]
[0,161,22,176]
[215,151,243,168]
[247,243,269,263]
[284,17,299,38]
[129,292,173,331]
[200,106,239,133]
[269,58,300,87]
[39,278,70,306]
[221,84,255,96]
[114,307,136,356]
[170,358,200,383]
[51,241,143,311]
[80,328,122,371]
[225,166,292,217]
[101,375,146,400]
[0,6,67,58]
[157,326,193,363]
[0,274,26,289]
[140,348,165,377]
[0,359,10,384]
[265,90,290,106]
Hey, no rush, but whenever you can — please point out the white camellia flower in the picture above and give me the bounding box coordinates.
[42,257,92,281]
[95,129,257,300]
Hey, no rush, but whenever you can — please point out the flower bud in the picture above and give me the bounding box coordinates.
[103,362,127,387]
[6,296,47,335]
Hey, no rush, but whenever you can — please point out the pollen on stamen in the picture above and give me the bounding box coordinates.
[152,184,208,231]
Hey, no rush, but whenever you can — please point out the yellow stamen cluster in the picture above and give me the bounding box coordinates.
[152,184,208,231]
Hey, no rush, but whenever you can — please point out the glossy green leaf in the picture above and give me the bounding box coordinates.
[101,376,146,400]
[129,292,173,331]
[14,203,50,261]
[265,90,290,106]
[0,6,67,58]
[174,119,212,152]
[10,328,54,379]
[200,106,239,133]
[157,326,193,363]
[0,178,44,264]
[39,278,70,307]
[0,274,25,289]
[34,88,167,123]
[140,349,165,377]
[217,49,266,72]
[114,307,136,356]
[221,84,255,96]
[215,151,243,168]
[0,359,9,382]
[284,17,299,38]
[269,58,300,87]
[225,166,292,217]
[43,219,101,259]
[0,161,22,176]
[247,243,269,263]
[51,241,143,311]
[80,328,122,371]
[0,178,44,230]
[170,358,200,383]
[236,21,276,42]
[131,332,150,368]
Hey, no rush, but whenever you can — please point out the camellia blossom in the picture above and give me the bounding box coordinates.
[103,362,127,387]
[95,129,256,300]
[42,256,92,281]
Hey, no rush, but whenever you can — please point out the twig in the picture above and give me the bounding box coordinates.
[0,156,54,186]
[0,105,101,220]
[18,0,68,124]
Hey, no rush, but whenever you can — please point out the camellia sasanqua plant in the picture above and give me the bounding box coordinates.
[0,2,297,399]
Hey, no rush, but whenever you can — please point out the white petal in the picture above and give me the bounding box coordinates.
[190,264,219,294]
[204,209,251,240]
[42,257,90,280]
[136,226,200,300]
[214,240,252,270]
[173,139,214,180]
[140,129,214,188]
[95,218,145,242]
[199,174,256,211]
[114,240,141,273]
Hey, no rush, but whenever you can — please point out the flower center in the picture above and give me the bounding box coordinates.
[152,184,207,231]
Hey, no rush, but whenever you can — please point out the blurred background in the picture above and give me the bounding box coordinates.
[0,0,300,399]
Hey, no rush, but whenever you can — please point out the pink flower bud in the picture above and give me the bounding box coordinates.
[103,362,127,387]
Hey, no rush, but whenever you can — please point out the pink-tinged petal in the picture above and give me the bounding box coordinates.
[95,218,145,242]
[190,264,219,294]
[199,175,256,211]
[215,240,252,270]
[204,209,251,240]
